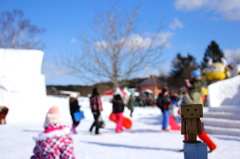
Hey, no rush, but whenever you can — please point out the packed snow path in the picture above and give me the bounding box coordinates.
[1,96,240,159]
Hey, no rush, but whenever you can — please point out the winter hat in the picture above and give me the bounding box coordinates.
[70,92,80,98]
[162,85,168,92]
[44,106,63,127]
[191,69,201,79]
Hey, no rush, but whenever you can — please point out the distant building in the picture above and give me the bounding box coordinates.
[138,75,164,98]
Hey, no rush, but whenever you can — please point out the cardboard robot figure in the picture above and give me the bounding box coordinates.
[181,104,203,142]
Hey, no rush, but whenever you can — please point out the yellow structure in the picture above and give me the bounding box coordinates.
[202,58,231,83]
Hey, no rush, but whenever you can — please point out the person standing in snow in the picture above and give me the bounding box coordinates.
[156,86,171,131]
[69,93,81,134]
[89,87,103,135]
[112,94,125,133]
[169,91,179,117]
[182,69,217,153]
[0,106,9,124]
[31,106,76,159]
[185,69,206,105]
[127,94,135,117]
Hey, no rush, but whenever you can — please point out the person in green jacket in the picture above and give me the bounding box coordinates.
[185,69,205,105]
[183,69,217,153]
[127,94,135,117]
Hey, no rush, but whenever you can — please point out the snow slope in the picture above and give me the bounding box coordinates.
[208,75,240,107]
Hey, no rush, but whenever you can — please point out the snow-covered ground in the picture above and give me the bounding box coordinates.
[1,96,240,159]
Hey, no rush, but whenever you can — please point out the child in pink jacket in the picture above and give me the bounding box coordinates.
[31,106,76,159]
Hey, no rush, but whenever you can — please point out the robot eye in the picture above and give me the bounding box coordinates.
[212,66,219,72]
[207,66,219,72]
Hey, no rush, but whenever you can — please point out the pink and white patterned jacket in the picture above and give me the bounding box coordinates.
[31,123,76,159]
[90,95,103,112]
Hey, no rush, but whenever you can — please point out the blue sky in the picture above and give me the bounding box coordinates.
[1,0,240,85]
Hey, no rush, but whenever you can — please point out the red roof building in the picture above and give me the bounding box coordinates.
[138,75,164,98]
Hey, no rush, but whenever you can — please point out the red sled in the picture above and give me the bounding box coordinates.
[198,130,217,150]
[169,115,181,130]
[109,112,132,129]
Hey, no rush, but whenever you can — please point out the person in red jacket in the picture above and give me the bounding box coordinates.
[89,87,103,135]
[31,106,76,159]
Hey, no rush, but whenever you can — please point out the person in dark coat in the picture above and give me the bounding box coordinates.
[112,94,125,133]
[69,93,81,134]
[156,86,171,131]
[0,106,9,124]
[127,94,135,117]
[89,87,103,135]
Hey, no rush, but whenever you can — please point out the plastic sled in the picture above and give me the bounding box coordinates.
[169,115,181,130]
[198,130,217,150]
[109,112,132,129]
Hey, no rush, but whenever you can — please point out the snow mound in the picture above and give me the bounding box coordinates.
[208,75,240,107]
[0,49,47,123]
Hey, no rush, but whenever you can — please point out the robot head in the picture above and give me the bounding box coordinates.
[203,58,229,82]
[181,104,203,119]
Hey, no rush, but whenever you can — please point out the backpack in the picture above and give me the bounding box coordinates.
[156,96,164,109]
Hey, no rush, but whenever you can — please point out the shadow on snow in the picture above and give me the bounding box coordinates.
[81,141,179,152]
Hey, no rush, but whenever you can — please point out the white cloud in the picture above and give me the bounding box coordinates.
[94,32,174,52]
[174,0,240,20]
[70,38,77,43]
[155,32,175,47]
[42,61,67,78]
[169,18,185,30]
[224,48,240,64]
[174,0,206,11]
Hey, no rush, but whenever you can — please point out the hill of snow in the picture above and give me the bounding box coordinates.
[208,75,240,107]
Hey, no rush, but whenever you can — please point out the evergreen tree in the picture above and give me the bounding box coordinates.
[201,41,225,69]
[168,53,199,89]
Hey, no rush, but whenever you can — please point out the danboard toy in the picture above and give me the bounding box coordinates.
[181,104,207,159]
[109,112,132,129]
[181,104,203,142]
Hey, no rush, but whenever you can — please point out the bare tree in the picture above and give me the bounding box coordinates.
[64,6,168,88]
[0,9,45,49]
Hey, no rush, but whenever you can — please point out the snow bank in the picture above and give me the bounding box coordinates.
[0,49,47,123]
[208,75,240,107]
